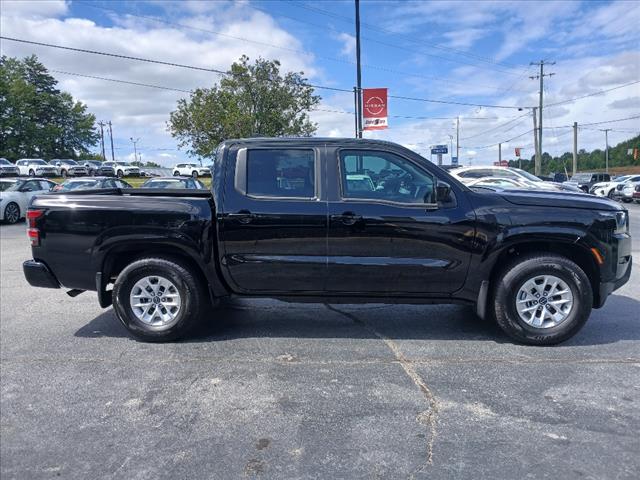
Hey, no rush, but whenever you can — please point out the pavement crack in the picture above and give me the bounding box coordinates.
[324,304,438,471]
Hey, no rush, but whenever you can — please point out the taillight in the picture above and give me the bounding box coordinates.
[26,209,44,246]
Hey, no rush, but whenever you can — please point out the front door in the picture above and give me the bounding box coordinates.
[326,148,473,295]
[220,146,327,293]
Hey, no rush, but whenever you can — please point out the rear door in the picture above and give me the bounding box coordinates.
[326,147,473,295]
[219,145,328,293]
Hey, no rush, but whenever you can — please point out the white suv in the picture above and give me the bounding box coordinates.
[15,159,58,177]
[172,163,211,178]
[50,159,88,177]
[101,161,140,178]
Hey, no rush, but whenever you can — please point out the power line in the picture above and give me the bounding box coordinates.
[546,80,640,107]
[288,1,524,74]
[1,36,530,110]
[83,2,516,90]
[459,111,531,140]
[50,69,192,93]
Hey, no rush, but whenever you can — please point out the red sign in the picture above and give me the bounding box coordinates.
[494,160,509,166]
[363,88,388,130]
[515,147,521,157]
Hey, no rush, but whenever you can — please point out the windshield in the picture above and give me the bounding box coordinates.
[571,173,592,182]
[614,175,630,182]
[512,168,542,182]
[59,180,100,191]
[61,159,79,165]
[117,162,132,166]
[4,181,23,192]
[30,160,47,165]
[0,180,19,192]
[143,179,196,189]
[0,159,11,166]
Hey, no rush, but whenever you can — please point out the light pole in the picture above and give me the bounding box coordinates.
[130,137,140,163]
[448,134,454,165]
[600,129,611,173]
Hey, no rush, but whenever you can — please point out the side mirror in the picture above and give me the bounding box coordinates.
[436,181,451,203]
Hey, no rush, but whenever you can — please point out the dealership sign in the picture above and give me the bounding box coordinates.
[431,145,448,154]
[363,88,388,130]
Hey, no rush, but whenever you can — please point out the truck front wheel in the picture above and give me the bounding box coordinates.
[492,254,593,345]
[112,257,206,342]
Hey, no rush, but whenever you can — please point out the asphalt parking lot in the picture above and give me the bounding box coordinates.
[1,204,639,479]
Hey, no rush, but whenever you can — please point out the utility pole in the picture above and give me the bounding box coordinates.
[107,121,115,161]
[98,121,106,160]
[600,129,611,173]
[354,0,363,138]
[498,143,502,164]
[130,137,140,163]
[573,122,578,176]
[353,87,358,138]
[530,60,555,175]
[448,134,454,164]
[532,107,540,175]
[456,116,460,163]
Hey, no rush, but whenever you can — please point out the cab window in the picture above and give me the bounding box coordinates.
[339,150,435,204]
[246,149,315,198]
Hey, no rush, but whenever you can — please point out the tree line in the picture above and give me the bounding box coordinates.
[508,135,640,174]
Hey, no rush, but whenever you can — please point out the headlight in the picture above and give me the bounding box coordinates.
[605,211,628,234]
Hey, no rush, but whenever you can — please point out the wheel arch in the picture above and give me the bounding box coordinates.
[99,242,228,304]
[487,239,601,308]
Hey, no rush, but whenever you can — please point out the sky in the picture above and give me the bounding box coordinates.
[1,0,639,167]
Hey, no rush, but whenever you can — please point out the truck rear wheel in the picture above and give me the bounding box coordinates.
[112,257,206,342]
[492,254,593,345]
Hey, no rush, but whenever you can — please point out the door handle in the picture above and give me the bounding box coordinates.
[228,210,256,224]
[331,212,363,226]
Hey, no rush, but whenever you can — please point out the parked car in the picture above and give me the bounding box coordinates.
[590,175,640,198]
[467,177,541,190]
[141,176,205,189]
[172,163,211,178]
[100,161,140,178]
[52,177,132,192]
[564,172,611,193]
[451,166,581,192]
[0,178,57,224]
[15,159,58,177]
[23,138,631,346]
[82,160,104,176]
[49,159,88,178]
[0,158,20,177]
[619,181,640,203]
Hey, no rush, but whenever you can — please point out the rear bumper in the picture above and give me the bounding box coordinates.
[23,260,60,289]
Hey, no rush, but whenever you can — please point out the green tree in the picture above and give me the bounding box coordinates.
[0,55,99,160]
[169,55,320,159]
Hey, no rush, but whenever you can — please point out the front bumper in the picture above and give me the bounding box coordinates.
[0,169,19,177]
[596,233,632,308]
[36,169,58,177]
[23,260,61,289]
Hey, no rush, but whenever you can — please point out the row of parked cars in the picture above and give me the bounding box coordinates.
[0,158,213,179]
[0,176,206,224]
[446,166,640,203]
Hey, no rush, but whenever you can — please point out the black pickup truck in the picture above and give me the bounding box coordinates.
[23,138,631,344]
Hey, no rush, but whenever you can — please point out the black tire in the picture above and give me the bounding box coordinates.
[492,254,593,345]
[622,198,631,203]
[192,171,198,178]
[61,169,68,178]
[173,171,180,176]
[112,257,208,342]
[117,170,124,178]
[28,169,35,177]
[607,189,614,199]
[4,202,20,224]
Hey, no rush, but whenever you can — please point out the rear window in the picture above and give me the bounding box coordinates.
[246,149,315,198]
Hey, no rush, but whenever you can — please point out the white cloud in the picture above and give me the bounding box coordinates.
[0,2,319,162]
[335,32,356,59]
[0,0,68,18]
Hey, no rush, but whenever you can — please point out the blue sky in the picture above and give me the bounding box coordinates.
[1,0,639,166]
